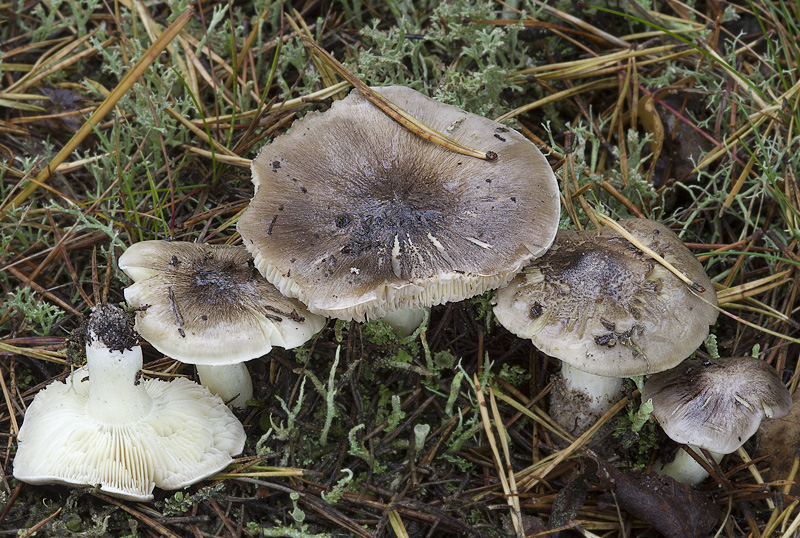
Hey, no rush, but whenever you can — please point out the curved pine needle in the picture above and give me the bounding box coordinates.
[595,212,707,292]
[301,38,497,162]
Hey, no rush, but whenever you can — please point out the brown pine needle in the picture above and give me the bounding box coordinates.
[301,38,497,162]
[0,367,20,436]
[594,213,706,293]
[387,509,410,538]
[737,446,775,510]
[716,270,793,305]
[474,374,524,537]
[517,395,630,492]
[0,8,195,213]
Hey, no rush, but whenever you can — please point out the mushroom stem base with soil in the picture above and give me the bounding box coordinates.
[196,363,254,409]
[655,445,723,486]
[550,362,624,436]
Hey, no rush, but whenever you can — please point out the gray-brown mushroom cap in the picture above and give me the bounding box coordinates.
[493,219,719,377]
[237,85,560,321]
[120,241,326,366]
[643,357,792,454]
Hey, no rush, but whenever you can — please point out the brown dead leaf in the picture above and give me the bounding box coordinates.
[587,454,719,538]
[647,94,715,188]
[547,472,588,536]
[757,389,800,496]
[637,93,664,185]
[36,87,89,135]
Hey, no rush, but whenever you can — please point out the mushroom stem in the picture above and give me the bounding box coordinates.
[550,362,624,435]
[655,445,724,486]
[381,307,426,337]
[196,363,253,409]
[85,334,153,424]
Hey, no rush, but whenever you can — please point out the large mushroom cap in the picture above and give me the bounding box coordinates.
[643,357,792,454]
[13,304,246,501]
[494,219,719,377]
[120,241,326,366]
[237,85,560,321]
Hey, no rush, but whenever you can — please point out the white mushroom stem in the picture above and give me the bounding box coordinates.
[381,307,426,337]
[550,362,624,435]
[196,363,253,409]
[85,334,153,424]
[655,445,724,486]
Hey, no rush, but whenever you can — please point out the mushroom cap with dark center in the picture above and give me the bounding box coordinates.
[643,357,792,454]
[237,85,560,321]
[493,219,718,377]
[120,241,326,365]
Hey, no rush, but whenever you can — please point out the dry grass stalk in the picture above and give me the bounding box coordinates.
[387,509,411,538]
[595,212,707,292]
[474,374,524,536]
[0,9,195,212]
[517,396,629,492]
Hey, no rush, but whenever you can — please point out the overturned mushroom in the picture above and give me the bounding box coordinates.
[494,219,718,435]
[237,85,560,323]
[120,241,326,407]
[13,303,246,501]
[643,356,792,486]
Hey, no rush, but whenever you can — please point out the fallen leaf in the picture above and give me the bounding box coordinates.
[587,454,719,538]
[757,390,800,496]
[637,93,664,185]
[548,472,588,536]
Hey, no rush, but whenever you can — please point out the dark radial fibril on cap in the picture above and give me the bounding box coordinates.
[493,219,719,435]
[119,240,325,407]
[238,85,561,321]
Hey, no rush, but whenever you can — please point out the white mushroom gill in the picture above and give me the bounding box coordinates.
[13,305,246,501]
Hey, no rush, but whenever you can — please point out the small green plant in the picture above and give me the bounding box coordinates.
[157,484,225,516]
[321,469,353,505]
[614,397,658,468]
[497,363,531,386]
[470,290,495,331]
[4,287,65,336]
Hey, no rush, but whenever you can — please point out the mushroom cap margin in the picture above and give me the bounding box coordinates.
[238,85,561,321]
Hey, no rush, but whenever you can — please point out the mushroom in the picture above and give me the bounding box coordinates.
[493,219,719,435]
[237,85,560,324]
[642,356,792,486]
[13,303,246,502]
[119,241,326,407]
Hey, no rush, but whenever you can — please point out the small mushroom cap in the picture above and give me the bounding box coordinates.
[643,357,792,453]
[237,85,560,321]
[494,219,718,377]
[120,241,326,366]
